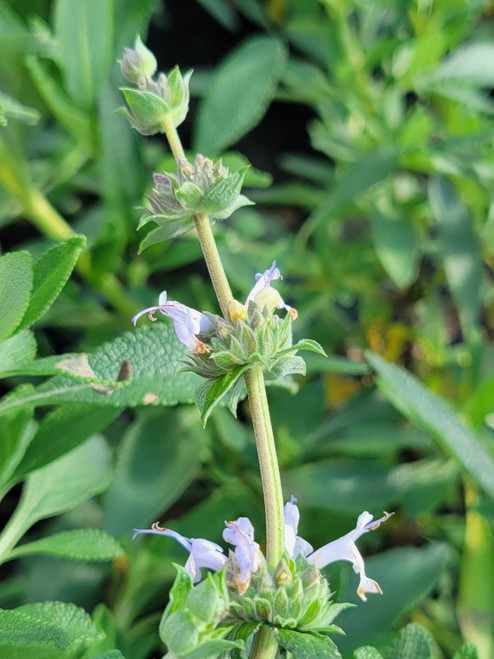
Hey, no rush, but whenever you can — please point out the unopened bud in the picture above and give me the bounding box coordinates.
[228,299,247,322]
[120,36,157,83]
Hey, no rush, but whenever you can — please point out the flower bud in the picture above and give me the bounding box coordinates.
[120,36,157,83]
[228,299,247,322]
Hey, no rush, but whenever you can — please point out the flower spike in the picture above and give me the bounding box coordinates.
[132,291,213,353]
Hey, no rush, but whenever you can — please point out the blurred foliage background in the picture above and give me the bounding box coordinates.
[1,0,494,657]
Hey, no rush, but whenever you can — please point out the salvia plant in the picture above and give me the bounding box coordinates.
[1,1,494,659]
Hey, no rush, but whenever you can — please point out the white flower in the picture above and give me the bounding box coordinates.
[223,517,261,594]
[245,261,298,320]
[132,291,213,353]
[132,523,226,583]
[284,498,393,602]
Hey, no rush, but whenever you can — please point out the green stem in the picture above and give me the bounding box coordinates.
[251,625,278,659]
[245,365,284,570]
[161,117,186,162]
[193,213,232,317]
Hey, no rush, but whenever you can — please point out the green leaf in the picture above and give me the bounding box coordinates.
[0,90,40,125]
[429,177,481,335]
[9,529,124,562]
[385,623,434,659]
[365,351,494,499]
[370,210,420,289]
[0,324,200,414]
[0,436,111,560]
[93,652,126,659]
[195,364,251,425]
[353,648,383,659]
[19,236,86,329]
[120,88,169,124]
[0,601,103,658]
[0,251,32,342]
[453,643,480,659]
[275,629,341,658]
[290,339,327,357]
[195,35,287,154]
[0,329,36,375]
[11,405,120,482]
[139,217,194,252]
[433,43,494,87]
[54,0,113,109]
[337,544,450,652]
[104,408,204,536]
[0,408,36,493]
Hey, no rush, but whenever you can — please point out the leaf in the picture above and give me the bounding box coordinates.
[0,329,36,375]
[19,236,86,329]
[0,251,32,342]
[385,623,434,659]
[370,210,420,289]
[0,408,36,493]
[353,648,383,659]
[194,35,287,154]
[275,629,341,658]
[0,90,40,125]
[365,351,494,499]
[9,529,124,562]
[0,436,111,558]
[453,643,480,659]
[0,324,200,414]
[429,177,481,336]
[104,408,204,536]
[54,0,113,109]
[11,405,121,482]
[195,364,251,425]
[93,652,126,659]
[138,216,194,252]
[0,601,103,658]
[336,544,450,652]
[432,43,494,87]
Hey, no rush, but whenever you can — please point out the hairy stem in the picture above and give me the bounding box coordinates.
[161,117,186,162]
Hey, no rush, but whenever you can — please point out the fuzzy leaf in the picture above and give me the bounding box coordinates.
[9,529,124,563]
[195,364,251,425]
[275,629,341,658]
[0,251,32,342]
[0,329,37,376]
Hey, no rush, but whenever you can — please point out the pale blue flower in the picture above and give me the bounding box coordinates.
[284,499,393,601]
[245,261,298,319]
[133,523,226,582]
[223,517,261,594]
[132,290,213,353]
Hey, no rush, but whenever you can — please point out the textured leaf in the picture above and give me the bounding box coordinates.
[429,177,481,335]
[0,324,200,414]
[385,623,434,659]
[195,364,251,425]
[336,544,450,652]
[353,648,383,659]
[19,236,86,329]
[0,601,103,657]
[0,407,36,493]
[195,35,287,154]
[54,0,113,109]
[9,529,124,562]
[366,351,494,499]
[0,251,32,342]
[453,643,480,659]
[275,629,341,658]
[104,408,204,536]
[0,329,36,375]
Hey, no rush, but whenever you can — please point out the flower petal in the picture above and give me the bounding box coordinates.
[223,517,260,594]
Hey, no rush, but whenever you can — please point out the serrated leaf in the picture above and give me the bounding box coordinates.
[0,251,33,342]
[9,529,124,563]
[0,601,103,657]
[0,324,200,414]
[0,329,36,375]
[54,0,113,109]
[365,351,494,499]
[19,236,86,329]
[195,364,251,425]
[195,35,287,154]
[275,629,341,658]
[385,623,434,659]
[0,437,111,561]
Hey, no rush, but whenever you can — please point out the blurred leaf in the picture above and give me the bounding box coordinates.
[432,43,494,87]
[11,405,120,482]
[0,436,111,557]
[9,529,124,563]
[0,251,32,342]
[370,210,420,289]
[93,651,126,659]
[54,0,113,109]
[0,407,36,493]
[353,648,383,659]
[336,544,450,652]
[0,601,103,658]
[275,629,341,658]
[19,236,86,329]
[194,0,239,31]
[0,90,40,125]
[104,408,204,536]
[0,324,200,414]
[0,329,36,375]
[453,644,480,659]
[429,177,481,336]
[195,35,287,154]
[366,352,494,499]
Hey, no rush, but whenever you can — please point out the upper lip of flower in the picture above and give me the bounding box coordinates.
[131,291,213,353]
[245,261,298,319]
